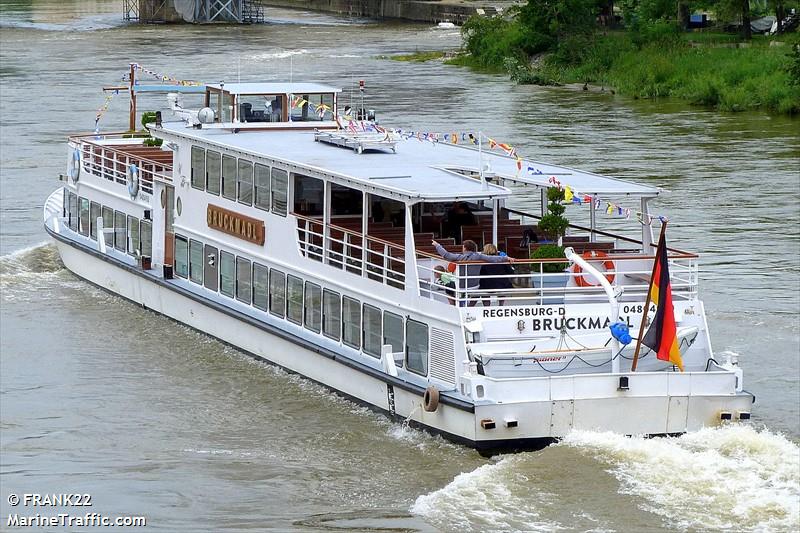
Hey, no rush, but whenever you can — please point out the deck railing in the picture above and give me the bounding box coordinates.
[293,213,699,306]
[69,133,173,196]
[416,250,698,307]
[294,214,406,289]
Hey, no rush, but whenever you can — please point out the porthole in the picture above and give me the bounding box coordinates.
[176,197,183,216]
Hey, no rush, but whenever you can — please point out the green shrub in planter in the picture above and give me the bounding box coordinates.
[538,187,569,241]
[141,111,158,129]
[531,244,568,273]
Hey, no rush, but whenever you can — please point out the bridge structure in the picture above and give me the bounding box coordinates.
[123,0,266,23]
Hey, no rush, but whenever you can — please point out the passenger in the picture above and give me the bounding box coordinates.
[433,265,456,305]
[443,202,477,243]
[479,244,514,306]
[431,239,513,307]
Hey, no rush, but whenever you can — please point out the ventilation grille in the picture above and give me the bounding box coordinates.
[429,327,456,385]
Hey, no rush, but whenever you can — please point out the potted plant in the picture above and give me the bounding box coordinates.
[531,187,571,304]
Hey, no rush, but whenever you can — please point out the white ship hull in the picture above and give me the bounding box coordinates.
[48,216,755,452]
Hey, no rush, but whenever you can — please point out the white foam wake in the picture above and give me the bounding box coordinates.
[561,426,800,532]
[410,456,564,532]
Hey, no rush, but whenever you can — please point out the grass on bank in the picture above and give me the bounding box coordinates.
[379,51,447,62]
[452,15,800,115]
[504,32,800,114]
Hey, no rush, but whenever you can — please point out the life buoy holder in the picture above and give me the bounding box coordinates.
[127,164,139,199]
[423,386,440,412]
[572,250,616,287]
[67,148,81,183]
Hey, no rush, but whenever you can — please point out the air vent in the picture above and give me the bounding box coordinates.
[429,327,456,385]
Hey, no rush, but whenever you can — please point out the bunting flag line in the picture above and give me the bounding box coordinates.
[641,231,684,371]
[129,64,202,86]
[95,90,118,126]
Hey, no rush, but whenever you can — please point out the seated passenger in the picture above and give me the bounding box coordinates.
[479,244,514,306]
[431,239,513,307]
[433,265,456,305]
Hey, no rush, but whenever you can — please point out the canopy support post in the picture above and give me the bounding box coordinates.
[492,198,499,247]
[641,197,654,253]
[590,194,597,243]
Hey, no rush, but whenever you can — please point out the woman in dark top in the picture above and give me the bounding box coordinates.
[479,244,514,306]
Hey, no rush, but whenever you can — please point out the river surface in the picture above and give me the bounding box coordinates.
[1,1,799,532]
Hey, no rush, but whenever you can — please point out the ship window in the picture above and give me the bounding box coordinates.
[269,269,286,317]
[68,192,78,231]
[114,211,127,252]
[174,235,189,279]
[362,304,382,358]
[222,154,237,201]
[342,296,361,349]
[293,174,324,217]
[206,150,221,196]
[291,93,334,122]
[127,216,140,257]
[237,159,253,206]
[79,197,90,236]
[219,251,235,297]
[252,263,268,311]
[191,146,205,190]
[236,256,252,304]
[89,202,101,240]
[203,244,218,291]
[271,168,288,216]
[406,320,429,376]
[286,275,303,324]
[102,207,114,247]
[238,94,283,123]
[304,282,322,333]
[189,239,203,284]
[141,220,152,259]
[384,311,404,366]
[254,163,270,211]
[322,289,341,340]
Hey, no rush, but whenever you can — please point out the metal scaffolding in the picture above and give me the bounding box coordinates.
[123,0,265,23]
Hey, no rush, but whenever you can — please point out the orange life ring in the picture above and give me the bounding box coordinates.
[572,250,616,287]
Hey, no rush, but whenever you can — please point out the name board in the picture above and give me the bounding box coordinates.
[207,204,265,245]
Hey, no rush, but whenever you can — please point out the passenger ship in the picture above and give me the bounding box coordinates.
[44,78,754,451]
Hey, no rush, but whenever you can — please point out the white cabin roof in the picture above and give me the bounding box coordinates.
[157,122,661,202]
[206,82,341,95]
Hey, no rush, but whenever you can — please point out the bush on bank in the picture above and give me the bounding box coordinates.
[451,1,800,115]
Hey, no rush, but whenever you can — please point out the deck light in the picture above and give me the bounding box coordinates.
[720,412,732,420]
[504,419,518,428]
[738,412,751,420]
[480,419,496,430]
[618,376,629,391]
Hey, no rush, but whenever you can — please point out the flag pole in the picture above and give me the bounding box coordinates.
[631,220,668,372]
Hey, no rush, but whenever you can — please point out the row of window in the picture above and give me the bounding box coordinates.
[64,189,153,258]
[190,146,288,216]
[173,233,429,376]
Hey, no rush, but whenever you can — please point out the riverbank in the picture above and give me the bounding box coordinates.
[261,0,519,24]
[451,17,800,115]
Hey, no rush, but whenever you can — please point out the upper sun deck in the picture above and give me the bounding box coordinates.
[155,121,661,203]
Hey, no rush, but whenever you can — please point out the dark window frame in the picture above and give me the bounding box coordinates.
[405,319,429,377]
[189,238,204,284]
[362,304,382,358]
[303,282,322,333]
[252,262,269,311]
[235,256,252,304]
[322,289,341,341]
[286,274,304,325]
[191,145,206,190]
[174,234,189,279]
[219,250,235,297]
[342,296,361,349]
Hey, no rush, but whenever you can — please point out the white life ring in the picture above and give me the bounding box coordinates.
[67,148,81,182]
[127,164,140,198]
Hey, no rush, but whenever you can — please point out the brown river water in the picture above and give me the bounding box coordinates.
[1,1,799,531]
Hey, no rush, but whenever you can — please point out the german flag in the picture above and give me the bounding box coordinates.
[641,234,684,371]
